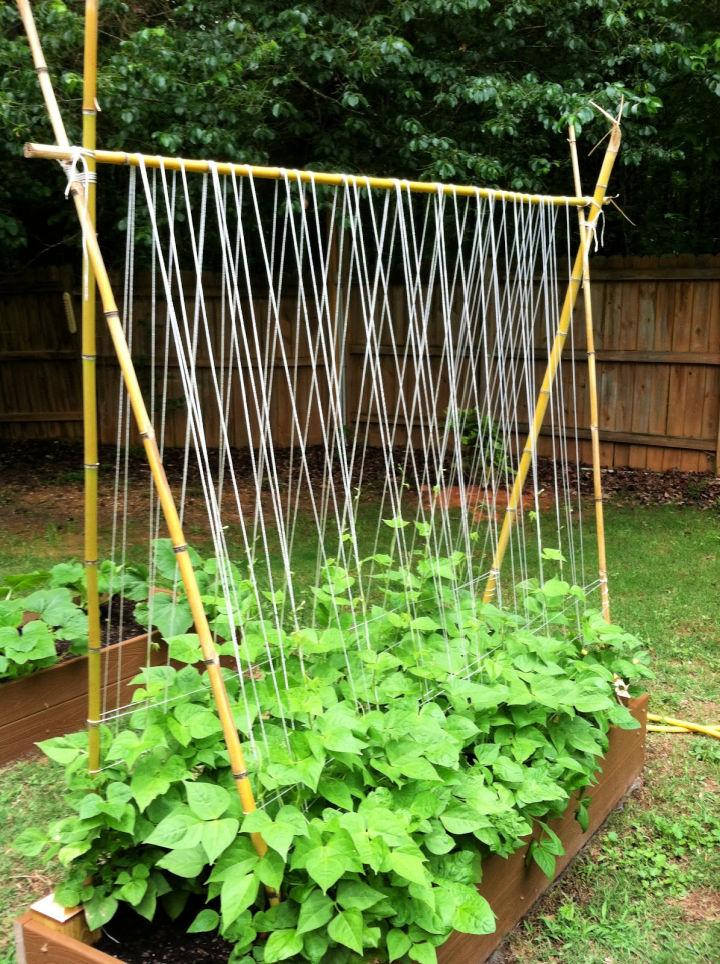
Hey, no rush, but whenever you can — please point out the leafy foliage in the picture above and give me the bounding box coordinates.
[1,0,719,266]
[452,410,512,481]
[0,566,89,679]
[17,542,651,961]
[0,558,130,681]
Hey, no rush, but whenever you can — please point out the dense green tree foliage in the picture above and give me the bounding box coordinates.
[1,0,718,267]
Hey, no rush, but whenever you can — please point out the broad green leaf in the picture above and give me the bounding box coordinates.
[296,889,334,935]
[410,616,441,632]
[84,893,118,931]
[144,809,203,850]
[328,909,364,955]
[608,703,641,730]
[387,928,412,962]
[255,849,285,891]
[263,929,303,963]
[336,878,385,911]
[440,804,483,835]
[220,869,259,929]
[167,633,201,664]
[318,777,354,810]
[388,851,428,885]
[156,845,207,878]
[201,818,240,864]
[187,908,220,933]
[530,841,556,879]
[442,881,495,934]
[185,781,232,820]
[409,942,437,964]
[306,843,357,893]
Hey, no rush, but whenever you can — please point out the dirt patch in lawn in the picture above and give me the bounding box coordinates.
[672,889,720,923]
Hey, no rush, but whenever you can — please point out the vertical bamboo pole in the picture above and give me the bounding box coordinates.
[483,120,621,604]
[82,0,102,772]
[568,123,611,621]
[15,0,268,861]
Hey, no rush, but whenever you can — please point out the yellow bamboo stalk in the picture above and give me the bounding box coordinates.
[483,120,622,604]
[568,123,611,622]
[82,0,102,773]
[16,0,268,860]
[23,142,592,207]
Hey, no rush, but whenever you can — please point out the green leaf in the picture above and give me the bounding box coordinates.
[263,930,304,963]
[530,841,557,879]
[306,844,354,893]
[201,818,240,864]
[156,845,207,879]
[296,889,334,935]
[608,703,641,729]
[318,777,354,810]
[387,928,412,962]
[187,908,220,933]
[388,851,428,885]
[221,869,259,929]
[255,849,285,891]
[383,517,410,529]
[14,827,47,857]
[442,881,495,935]
[167,633,201,664]
[410,616,441,632]
[440,804,483,835]
[328,909,364,955]
[410,941,437,964]
[84,893,118,931]
[336,878,385,911]
[185,781,232,820]
[144,809,203,850]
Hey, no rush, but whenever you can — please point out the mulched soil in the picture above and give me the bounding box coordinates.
[96,906,234,963]
[1,439,719,509]
[101,596,147,647]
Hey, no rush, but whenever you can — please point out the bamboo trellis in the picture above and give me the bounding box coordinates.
[15,0,621,867]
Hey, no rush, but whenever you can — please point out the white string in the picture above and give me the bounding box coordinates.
[103,164,588,778]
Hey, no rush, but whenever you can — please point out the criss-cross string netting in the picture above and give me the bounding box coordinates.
[101,159,594,788]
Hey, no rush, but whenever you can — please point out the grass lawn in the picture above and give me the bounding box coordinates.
[0,501,719,962]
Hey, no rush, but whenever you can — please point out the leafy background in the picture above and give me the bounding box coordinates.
[1,0,719,273]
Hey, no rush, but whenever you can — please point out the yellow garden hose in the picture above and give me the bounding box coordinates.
[647,713,720,739]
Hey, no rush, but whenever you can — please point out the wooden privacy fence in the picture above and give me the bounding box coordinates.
[1,256,719,472]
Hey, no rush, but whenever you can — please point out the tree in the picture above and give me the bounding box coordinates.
[1,0,719,268]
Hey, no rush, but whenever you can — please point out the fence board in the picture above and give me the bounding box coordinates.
[1,257,719,471]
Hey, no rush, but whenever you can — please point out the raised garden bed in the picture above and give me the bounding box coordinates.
[14,696,647,964]
[0,628,163,767]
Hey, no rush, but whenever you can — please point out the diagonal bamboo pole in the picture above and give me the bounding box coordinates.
[568,123,611,621]
[82,0,102,773]
[15,0,268,860]
[482,119,621,604]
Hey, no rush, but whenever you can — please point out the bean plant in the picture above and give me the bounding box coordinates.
[18,543,651,963]
[0,561,123,682]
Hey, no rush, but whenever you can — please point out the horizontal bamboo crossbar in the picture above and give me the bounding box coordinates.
[24,143,592,207]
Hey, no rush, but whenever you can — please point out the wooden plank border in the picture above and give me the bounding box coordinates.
[0,631,163,766]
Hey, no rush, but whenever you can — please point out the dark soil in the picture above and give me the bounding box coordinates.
[96,906,235,963]
[32,597,147,665]
[101,596,148,647]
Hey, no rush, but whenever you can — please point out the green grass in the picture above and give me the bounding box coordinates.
[0,503,719,961]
